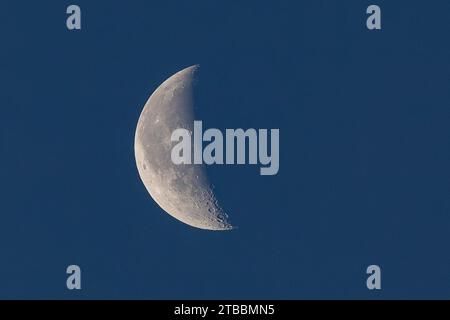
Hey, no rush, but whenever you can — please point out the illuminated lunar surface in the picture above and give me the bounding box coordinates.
[134,65,233,230]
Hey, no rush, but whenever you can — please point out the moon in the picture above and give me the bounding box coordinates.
[134,65,233,231]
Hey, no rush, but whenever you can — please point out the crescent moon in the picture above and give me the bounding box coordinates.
[134,65,233,231]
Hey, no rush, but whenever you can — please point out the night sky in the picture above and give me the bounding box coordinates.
[0,0,449,299]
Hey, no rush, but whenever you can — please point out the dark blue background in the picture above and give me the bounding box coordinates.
[1,0,449,299]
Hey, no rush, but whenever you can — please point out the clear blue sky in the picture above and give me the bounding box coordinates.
[0,0,449,299]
